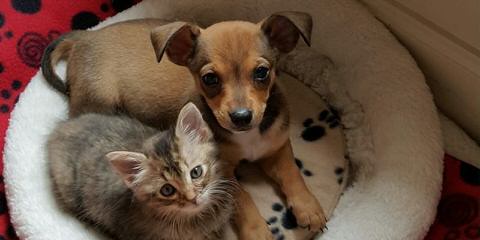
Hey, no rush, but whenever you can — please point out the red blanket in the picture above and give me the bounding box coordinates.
[0,1,478,239]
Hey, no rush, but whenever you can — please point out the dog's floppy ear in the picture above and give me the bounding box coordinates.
[260,11,312,53]
[151,22,201,66]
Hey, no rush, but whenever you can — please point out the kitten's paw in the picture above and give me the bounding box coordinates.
[238,222,273,240]
[289,193,327,232]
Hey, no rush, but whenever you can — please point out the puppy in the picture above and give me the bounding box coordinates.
[42,12,326,239]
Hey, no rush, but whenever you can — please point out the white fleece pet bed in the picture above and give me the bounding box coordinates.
[3,0,444,239]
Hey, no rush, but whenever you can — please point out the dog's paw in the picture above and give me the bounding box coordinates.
[289,194,327,232]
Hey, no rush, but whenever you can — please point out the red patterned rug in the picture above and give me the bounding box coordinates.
[0,1,478,239]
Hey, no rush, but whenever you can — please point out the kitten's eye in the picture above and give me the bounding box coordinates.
[253,66,269,81]
[201,73,219,86]
[160,184,176,197]
[190,165,203,179]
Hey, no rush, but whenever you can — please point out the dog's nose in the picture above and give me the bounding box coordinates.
[229,109,253,128]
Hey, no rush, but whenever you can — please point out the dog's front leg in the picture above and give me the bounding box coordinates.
[259,140,327,232]
[233,186,273,240]
[220,146,275,239]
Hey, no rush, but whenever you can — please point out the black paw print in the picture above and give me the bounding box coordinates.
[267,203,298,240]
[334,166,345,185]
[301,109,341,142]
[319,108,341,128]
[295,158,313,177]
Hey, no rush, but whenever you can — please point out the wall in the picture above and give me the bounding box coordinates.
[362,0,480,141]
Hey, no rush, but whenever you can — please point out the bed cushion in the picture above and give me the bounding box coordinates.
[3,0,444,239]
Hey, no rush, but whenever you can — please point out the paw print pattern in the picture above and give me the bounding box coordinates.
[301,108,341,142]
[301,118,325,141]
[319,108,341,128]
[335,166,345,185]
[295,158,313,177]
[267,203,298,240]
[326,107,341,127]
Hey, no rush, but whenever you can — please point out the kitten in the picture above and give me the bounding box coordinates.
[47,103,236,240]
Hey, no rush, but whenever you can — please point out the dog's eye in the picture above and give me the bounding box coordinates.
[160,184,176,197]
[201,73,219,86]
[253,66,269,81]
[190,165,203,179]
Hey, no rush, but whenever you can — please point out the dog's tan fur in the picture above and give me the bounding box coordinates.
[42,12,325,239]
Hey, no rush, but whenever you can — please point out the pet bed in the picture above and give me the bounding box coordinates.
[3,0,444,239]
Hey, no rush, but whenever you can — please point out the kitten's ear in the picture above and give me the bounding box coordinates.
[175,102,213,143]
[106,151,147,188]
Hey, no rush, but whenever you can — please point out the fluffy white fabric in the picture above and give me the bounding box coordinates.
[3,0,446,239]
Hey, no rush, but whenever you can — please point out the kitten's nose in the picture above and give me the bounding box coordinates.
[185,191,196,202]
[229,108,252,128]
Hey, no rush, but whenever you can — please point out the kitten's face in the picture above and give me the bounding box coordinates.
[107,103,236,221]
[136,129,224,215]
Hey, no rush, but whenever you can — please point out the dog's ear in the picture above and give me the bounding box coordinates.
[151,22,201,66]
[260,11,312,53]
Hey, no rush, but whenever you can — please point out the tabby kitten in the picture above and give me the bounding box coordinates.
[48,103,236,240]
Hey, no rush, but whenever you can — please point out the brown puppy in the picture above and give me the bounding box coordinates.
[42,12,326,239]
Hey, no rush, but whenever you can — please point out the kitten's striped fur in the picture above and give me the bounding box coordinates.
[48,104,236,240]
